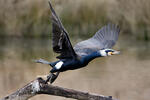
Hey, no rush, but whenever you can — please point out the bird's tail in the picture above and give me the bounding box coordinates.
[34,59,56,68]
[34,59,51,65]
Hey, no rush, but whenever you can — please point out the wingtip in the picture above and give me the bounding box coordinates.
[48,0,52,10]
[107,23,120,29]
[48,0,57,17]
[107,23,120,34]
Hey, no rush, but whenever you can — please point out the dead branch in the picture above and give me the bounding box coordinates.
[0,78,117,100]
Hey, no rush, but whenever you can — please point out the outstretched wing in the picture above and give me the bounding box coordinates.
[48,1,76,59]
[74,23,120,57]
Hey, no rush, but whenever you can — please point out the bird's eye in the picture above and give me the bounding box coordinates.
[105,50,113,53]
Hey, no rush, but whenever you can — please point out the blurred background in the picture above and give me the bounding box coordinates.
[0,0,150,100]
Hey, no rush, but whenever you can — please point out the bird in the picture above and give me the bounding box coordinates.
[35,1,120,84]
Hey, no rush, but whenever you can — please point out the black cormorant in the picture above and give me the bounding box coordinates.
[35,1,120,83]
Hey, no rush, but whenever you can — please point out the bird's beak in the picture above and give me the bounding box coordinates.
[112,51,120,55]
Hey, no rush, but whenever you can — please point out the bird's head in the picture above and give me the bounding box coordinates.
[99,49,120,57]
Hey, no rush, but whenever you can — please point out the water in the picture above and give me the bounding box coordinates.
[0,37,150,100]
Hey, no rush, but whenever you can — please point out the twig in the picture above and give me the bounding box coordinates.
[1,78,117,100]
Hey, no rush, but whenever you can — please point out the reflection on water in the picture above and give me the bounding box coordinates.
[0,37,150,100]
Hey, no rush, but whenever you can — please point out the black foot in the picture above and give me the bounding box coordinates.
[45,74,52,84]
[45,72,60,84]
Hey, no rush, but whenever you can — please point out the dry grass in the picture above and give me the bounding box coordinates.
[0,0,50,37]
[107,0,150,40]
[0,0,149,40]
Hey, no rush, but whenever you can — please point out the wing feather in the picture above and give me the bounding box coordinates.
[48,1,76,59]
[74,23,120,57]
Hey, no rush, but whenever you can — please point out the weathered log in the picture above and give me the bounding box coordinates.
[1,78,117,100]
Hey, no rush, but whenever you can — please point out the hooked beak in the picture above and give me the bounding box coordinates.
[112,51,120,55]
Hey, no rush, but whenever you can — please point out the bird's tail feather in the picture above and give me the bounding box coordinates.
[34,59,51,65]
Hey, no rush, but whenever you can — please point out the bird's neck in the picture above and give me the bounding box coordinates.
[81,51,102,64]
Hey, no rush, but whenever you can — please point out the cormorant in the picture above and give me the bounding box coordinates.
[35,1,120,84]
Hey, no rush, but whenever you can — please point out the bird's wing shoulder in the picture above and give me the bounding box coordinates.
[74,23,120,56]
[49,1,76,59]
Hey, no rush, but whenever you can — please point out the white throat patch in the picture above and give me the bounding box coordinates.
[55,61,63,69]
[99,50,107,56]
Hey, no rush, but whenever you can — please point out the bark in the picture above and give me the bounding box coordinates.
[1,78,117,100]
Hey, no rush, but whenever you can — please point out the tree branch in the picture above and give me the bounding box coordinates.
[1,78,117,100]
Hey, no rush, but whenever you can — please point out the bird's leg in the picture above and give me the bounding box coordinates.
[50,72,60,84]
[45,72,60,84]
[45,73,52,84]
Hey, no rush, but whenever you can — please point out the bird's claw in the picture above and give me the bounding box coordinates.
[50,72,60,84]
[45,74,52,84]
[45,72,60,84]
